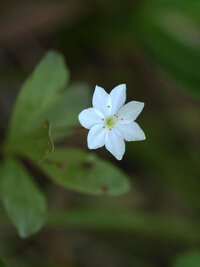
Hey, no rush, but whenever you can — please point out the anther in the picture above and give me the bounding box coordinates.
[114,114,116,117]
[102,118,104,121]
[109,128,112,131]
[121,118,123,121]
[103,126,105,129]
[116,115,119,118]
[107,105,110,108]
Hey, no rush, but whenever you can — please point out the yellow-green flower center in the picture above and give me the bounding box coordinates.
[105,116,116,128]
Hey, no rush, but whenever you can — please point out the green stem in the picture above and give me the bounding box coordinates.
[0,208,200,244]
[47,208,200,244]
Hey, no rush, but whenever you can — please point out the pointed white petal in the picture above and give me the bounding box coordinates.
[105,129,125,160]
[87,124,106,149]
[92,85,111,116]
[110,84,126,114]
[117,122,146,141]
[78,108,104,129]
[118,101,144,122]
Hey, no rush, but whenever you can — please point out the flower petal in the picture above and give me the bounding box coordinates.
[78,108,104,129]
[117,122,146,141]
[118,101,144,123]
[87,124,106,149]
[110,84,126,114]
[105,129,125,160]
[92,85,111,116]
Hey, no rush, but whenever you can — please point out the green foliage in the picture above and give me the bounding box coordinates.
[172,251,200,267]
[8,119,54,163]
[0,254,9,267]
[7,50,69,142]
[48,208,200,243]
[134,0,200,98]
[36,148,130,196]
[0,158,47,238]
[0,50,131,239]
[46,82,91,141]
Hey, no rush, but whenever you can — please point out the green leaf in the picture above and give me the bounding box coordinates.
[48,207,200,243]
[46,82,91,141]
[0,254,9,267]
[32,148,130,196]
[0,158,47,237]
[172,251,200,267]
[7,50,69,142]
[9,119,54,163]
[135,0,200,98]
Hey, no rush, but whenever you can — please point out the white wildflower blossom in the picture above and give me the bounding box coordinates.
[78,84,146,160]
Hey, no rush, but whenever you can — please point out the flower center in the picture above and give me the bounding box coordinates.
[105,116,116,128]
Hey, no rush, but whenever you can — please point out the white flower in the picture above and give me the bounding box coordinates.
[78,84,146,160]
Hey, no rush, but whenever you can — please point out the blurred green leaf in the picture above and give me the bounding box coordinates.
[9,119,54,163]
[172,251,200,267]
[46,82,91,141]
[33,148,130,196]
[0,254,9,267]
[0,158,47,237]
[1,206,200,244]
[7,50,69,142]
[48,207,200,244]
[135,0,200,98]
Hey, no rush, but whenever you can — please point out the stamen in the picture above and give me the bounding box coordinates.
[121,118,123,121]
[107,105,110,108]
[116,115,119,118]
[109,128,112,131]
[103,126,105,129]
[102,118,104,121]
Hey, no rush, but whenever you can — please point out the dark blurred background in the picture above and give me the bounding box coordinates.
[0,0,200,266]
